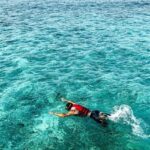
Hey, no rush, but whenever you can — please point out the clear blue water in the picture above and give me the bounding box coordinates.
[0,0,150,149]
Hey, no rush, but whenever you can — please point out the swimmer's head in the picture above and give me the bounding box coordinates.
[66,103,73,111]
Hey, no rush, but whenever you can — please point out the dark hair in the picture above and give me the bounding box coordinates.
[65,103,73,111]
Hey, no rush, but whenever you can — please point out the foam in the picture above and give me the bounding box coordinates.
[14,57,29,69]
[34,114,53,132]
[33,113,65,141]
[108,105,150,138]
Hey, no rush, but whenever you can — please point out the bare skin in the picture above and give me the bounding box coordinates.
[49,98,78,117]
[49,111,75,117]
[49,97,109,127]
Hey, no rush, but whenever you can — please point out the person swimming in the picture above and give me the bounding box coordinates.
[49,98,110,127]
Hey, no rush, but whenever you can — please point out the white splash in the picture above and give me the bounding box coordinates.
[14,57,29,68]
[108,105,149,138]
[34,114,53,132]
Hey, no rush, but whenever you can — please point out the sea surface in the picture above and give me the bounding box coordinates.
[0,0,150,149]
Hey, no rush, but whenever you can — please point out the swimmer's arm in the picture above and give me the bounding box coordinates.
[61,97,76,104]
[49,111,74,117]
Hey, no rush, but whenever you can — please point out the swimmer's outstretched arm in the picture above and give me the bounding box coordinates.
[61,97,76,104]
[49,111,74,117]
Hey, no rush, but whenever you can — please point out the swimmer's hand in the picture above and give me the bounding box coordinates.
[49,112,54,115]
[61,97,66,102]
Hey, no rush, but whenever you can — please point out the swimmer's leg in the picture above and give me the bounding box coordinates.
[90,110,108,127]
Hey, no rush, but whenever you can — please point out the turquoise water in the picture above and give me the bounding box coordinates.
[0,0,150,149]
